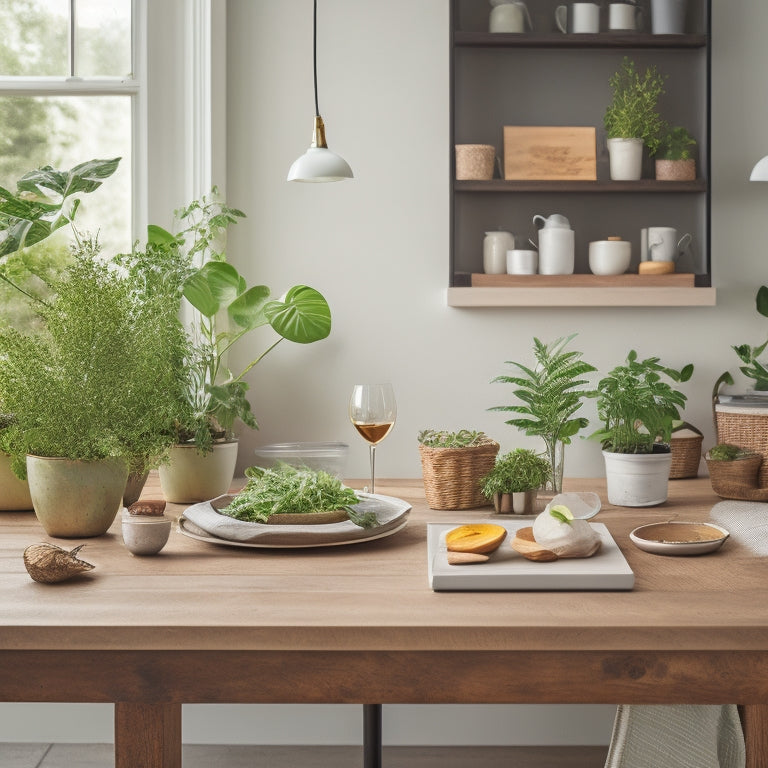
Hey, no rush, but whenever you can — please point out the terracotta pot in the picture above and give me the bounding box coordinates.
[158,441,239,503]
[26,455,128,538]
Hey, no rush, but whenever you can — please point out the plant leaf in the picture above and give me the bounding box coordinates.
[264,285,331,343]
[183,261,243,317]
[227,285,271,331]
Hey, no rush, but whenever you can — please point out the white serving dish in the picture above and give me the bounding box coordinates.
[629,521,730,556]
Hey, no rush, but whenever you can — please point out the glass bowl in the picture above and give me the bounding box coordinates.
[253,442,349,478]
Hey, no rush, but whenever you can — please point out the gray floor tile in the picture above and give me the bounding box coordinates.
[39,744,113,768]
[0,743,50,768]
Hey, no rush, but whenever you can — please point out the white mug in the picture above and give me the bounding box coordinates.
[556,3,600,33]
[507,249,538,275]
[608,3,643,30]
[647,227,692,262]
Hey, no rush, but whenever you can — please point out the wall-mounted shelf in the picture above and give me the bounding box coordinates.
[449,0,713,307]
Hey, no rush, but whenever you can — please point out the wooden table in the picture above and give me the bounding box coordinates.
[1,476,767,768]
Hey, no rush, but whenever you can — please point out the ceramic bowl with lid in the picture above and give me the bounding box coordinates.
[589,237,631,275]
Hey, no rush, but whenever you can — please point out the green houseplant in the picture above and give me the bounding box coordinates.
[152,191,332,503]
[490,335,596,494]
[417,429,500,510]
[0,233,190,536]
[604,57,667,180]
[480,448,550,514]
[655,126,697,181]
[588,350,693,507]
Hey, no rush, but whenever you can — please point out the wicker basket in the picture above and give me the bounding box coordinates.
[418,438,500,510]
[714,404,768,488]
[669,432,704,479]
[705,454,764,500]
[455,144,495,181]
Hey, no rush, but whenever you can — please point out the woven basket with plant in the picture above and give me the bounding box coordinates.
[418,429,499,510]
[705,443,768,501]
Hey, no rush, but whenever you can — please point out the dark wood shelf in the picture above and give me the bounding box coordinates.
[454,179,707,193]
[453,32,708,48]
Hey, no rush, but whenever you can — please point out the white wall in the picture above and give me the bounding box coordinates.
[1,0,765,748]
[228,0,768,485]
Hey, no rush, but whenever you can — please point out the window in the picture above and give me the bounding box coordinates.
[0,0,138,256]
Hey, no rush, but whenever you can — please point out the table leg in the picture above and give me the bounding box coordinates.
[740,704,768,768]
[363,703,382,768]
[114,702,182,768]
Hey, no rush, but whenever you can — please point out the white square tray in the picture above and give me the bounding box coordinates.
[428,521,634,591]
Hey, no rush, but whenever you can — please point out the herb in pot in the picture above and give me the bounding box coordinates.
[220,464,374,527]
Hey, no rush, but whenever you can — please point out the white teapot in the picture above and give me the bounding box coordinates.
[489,0,532,33]
[532,213,575,275]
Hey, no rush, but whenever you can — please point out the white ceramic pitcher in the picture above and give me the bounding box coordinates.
[533,214,575,275]
[489,0,532,33]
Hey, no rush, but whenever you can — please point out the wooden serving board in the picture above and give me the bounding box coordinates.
[503,126,596,181]
[471,273,696,288]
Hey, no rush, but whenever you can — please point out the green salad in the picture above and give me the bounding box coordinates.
[220,464,377,528]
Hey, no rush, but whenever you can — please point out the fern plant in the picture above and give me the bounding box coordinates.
[490,335,596,493]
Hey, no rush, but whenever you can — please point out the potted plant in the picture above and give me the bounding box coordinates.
[0,415,32,510]
[0,231,190,537]
[490,334,596,495]
[480,448,550,514]
[588,350,693,507]
[712,285,768,490]
[417,429,500,510]
[655,126,696,181]
[603,57,667,181]
[153,191,332,503]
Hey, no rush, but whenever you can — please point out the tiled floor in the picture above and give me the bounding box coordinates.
[0,744,608,767]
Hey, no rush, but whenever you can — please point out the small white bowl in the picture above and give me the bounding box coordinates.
[589,240,631,275]
[122,515,172,555]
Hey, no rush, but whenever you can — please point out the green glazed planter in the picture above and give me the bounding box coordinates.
[26,455,128,538]
[158,441,238,503]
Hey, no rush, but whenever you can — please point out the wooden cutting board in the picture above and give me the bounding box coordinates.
[504,126,597,181]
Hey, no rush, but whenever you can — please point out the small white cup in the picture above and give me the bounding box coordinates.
[556,3,600,33]
[507,249,538,275]
[608,3,643,30]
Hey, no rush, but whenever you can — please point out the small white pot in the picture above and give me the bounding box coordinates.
[159,441,239,503]
[607,138,644,181]
[602,450,672,507]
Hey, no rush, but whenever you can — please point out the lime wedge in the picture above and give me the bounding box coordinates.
[549,504,573,525]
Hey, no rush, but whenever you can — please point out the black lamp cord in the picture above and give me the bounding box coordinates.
[313,0,320,117]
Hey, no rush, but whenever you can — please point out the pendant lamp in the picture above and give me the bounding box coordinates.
[287,0,353,183]
[750,155,768,181]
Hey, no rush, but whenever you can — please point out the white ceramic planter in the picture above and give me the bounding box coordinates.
[607,138,643,181]
[159,441,239,503]
[603,450,672,507]
[26,455,128,537]
[0,452,33,510]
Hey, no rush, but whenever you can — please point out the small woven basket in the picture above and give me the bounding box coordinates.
[669,433,704,479]
[715,404,768,488]
[418,438,500,510]
[705,454,763,500]
[455,144,495,180]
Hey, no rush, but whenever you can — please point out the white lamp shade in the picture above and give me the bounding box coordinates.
[287,147,353,183]
[750,155,768,181]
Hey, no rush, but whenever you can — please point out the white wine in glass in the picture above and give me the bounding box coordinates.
[349,383,396,495]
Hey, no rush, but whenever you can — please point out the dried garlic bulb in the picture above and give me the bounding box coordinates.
[23,543,95,584]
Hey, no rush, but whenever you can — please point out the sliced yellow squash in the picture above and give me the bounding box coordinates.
[445,524,507,554]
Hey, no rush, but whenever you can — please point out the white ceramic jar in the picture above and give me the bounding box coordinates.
[483,231,515,274]
[588,237,631,275]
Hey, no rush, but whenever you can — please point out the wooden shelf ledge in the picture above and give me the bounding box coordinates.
[446,286,717,307]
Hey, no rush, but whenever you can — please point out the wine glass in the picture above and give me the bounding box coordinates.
[349,383,396,495]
